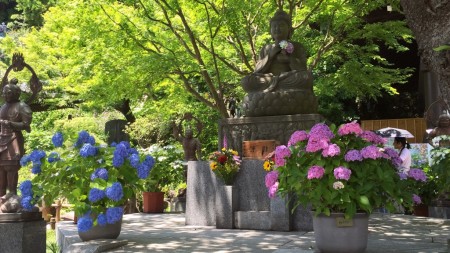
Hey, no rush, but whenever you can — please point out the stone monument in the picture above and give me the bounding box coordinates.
[0,52,45,253]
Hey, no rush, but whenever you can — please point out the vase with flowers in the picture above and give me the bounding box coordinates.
[209,148,241,228]
[264,122,426,253]
[19,130,155,241]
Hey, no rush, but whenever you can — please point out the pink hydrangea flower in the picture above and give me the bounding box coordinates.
[360,145,382,160]
[307,165,325,179]
[338,122,363,136]
[265,171,279,188]
[274,145,291,166]
[359,131,385,145]
[345,150,363,162]
[309,123,334,140]
[333,166,352,181]
[322,143,340,157]
[288,130,308,147]
[306,136,329,153]
[268,182,279,198]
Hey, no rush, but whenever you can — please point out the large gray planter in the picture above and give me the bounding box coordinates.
[312,212,369,253]
[215,185,238,229]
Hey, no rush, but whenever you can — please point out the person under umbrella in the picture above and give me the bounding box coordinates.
[393,137,411,173]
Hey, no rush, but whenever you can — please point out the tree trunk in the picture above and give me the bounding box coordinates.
[400,1,450,111]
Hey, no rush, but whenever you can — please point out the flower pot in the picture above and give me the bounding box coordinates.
[312,212,369,253]
[78,217,123,241]
[413,204,429,217]
[143,192,165,213]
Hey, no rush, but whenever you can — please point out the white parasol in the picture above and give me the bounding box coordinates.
[375,127,414,138]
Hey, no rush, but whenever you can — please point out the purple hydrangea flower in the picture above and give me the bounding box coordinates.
[287,130,308,147]
[322,143,340,157]
[88,188,106,202]
[408,169,427,182]
[398,172,408,180]
[309,123,334,140]
[77,216,93,232]
[51,132,64,147]
[265,171,279,188]
[345,150,363,162]
[106,207,123,224]
[274,145,291,167]
[333,166,352,181]
[412,194,422,205]
[360,145,382,160]
[106,182,123,201]
[307,165,325,179]
[359,131,385,145]
[306,136,329,153]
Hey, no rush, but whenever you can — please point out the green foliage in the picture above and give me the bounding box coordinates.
[144,144,185,192]
[429,136,450,195]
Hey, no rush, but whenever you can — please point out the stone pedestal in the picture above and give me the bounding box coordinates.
[216,185,238,229]
[270,194,291,231]
[0,216,46,253]
[219,114,325,155]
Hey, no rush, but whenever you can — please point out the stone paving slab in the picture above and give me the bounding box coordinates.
[56,213,450,252]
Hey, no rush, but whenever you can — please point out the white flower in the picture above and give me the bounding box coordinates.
[333,181,345,190]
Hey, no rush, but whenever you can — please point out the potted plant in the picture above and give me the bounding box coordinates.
[141,144,184,213]
[264,122,425,253]
[19,130,155,241]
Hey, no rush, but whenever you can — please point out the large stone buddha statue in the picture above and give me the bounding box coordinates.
[241,10,318,117]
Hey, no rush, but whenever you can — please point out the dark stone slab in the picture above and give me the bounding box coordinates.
[0,219,46,253]
[0,211,42,222]
[234,211,271,230]
[64,239,128,253]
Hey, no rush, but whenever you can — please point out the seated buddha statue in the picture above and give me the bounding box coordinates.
[241,10,317,117]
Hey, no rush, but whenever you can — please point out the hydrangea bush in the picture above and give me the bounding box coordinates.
[265,122,426,219]
[19,130,155,232]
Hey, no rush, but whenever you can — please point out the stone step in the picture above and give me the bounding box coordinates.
[234,211,271,230]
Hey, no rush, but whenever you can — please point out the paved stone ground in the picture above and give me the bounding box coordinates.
[56,213,450,253]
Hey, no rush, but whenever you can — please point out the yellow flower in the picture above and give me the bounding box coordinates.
[210,161,218,170]
[221,147,226,151]
[231,150,238,156]
[263,160,272,171]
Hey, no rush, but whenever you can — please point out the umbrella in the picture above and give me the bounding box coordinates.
[375,127,414,138]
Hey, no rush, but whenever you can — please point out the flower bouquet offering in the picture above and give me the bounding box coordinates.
[209,148,241,185]
[264,122,426,218]
[19,130,155,232]
[279,40,294,54]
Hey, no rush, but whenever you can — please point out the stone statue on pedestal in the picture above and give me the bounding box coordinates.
[241,9,318,117]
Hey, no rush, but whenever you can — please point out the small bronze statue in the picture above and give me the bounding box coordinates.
[173,113,202,161]
[0,53,40,213]
[0,79,33,209]
[240,9,318,117]
[428,111,450,147]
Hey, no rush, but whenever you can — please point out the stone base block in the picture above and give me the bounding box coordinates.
[0,219,46,253]
[428,206,450,219]
[235,211,271,230]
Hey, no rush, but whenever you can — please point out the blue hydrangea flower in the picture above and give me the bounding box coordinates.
[29,150,46,163]
[106,207,123,224]
[118,141,131,149]
[143,155,155,169]
[97,213,107,226]
[77,216,93,232]
[127,148,138,156]
[137,164,150,179]
[19,180,33,196]
[110,142,117,147]
[129,154,140,169]
[75,130,90,148]
[79,144,98,157]
[51,132,64,147]
[20,155,30,167]
[88,188,106,202]
[112,154,124,167]
[114,144,128,158]
[47,152,60,163]
[87,135,96,145]
[90,168,108,181]
[21,196,34,211]
[106,182,123,201]
[31,165,42,174]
